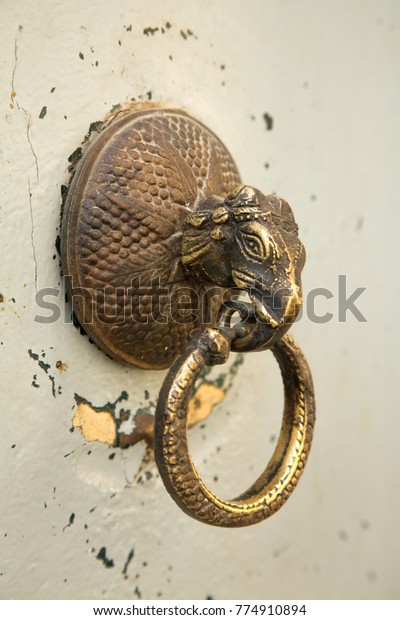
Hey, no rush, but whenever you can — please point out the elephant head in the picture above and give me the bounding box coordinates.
[182,185,305,337]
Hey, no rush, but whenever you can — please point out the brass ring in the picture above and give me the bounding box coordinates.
[154,327,315,528]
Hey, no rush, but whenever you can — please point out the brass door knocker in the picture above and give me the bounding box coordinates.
[61,104,315,528]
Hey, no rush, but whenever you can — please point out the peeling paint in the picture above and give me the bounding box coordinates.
[71,355,244,449]
[72,403,117,446]
[28,349,50,373]
[28,348,59,397]
[74,391,128,414]
[96,547,114,568]
[72,391,129,445]
[187,383,225,426]
[72,383,221,449]
[119,409,154,449]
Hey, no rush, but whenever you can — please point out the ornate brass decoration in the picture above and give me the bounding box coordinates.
[61,106,241,369]
[61,104,315,527]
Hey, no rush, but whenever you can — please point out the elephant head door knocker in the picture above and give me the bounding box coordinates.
[61,105,315,527]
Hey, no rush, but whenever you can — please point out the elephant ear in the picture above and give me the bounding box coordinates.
[263,195,298,234]
[104,191,177,239]
[279,198,296,225]
[104,230,186,287]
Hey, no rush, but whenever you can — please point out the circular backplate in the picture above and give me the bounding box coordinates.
[61,105,241,369]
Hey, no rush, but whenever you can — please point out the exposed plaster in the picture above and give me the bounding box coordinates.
[187,383,225,426]
[69,354,243,451]
[71,383,224,449]
[72,403,117,446]
[71,355,243,451]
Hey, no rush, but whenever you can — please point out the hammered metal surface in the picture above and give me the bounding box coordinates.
[61,107,241,369]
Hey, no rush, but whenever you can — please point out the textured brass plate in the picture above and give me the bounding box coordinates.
[61,106,241,369]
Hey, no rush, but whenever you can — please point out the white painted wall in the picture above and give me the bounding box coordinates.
[1,0,399,600]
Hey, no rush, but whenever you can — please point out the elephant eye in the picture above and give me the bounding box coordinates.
[239,231,269,262]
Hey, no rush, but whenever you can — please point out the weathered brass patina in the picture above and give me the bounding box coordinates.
[61,105,315,527]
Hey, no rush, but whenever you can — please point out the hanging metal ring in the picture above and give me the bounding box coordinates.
[154,326,315,528]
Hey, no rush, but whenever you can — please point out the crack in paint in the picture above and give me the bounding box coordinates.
[23,112,39,181]
[28,179,38,292]
[10,35,18,107]
[10,28,39,182]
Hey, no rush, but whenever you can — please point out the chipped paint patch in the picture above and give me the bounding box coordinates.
[119,409,154,449]
[96,547,114,568]
[71,383,225,449]
[28,349,60,397]
[187,383,225,426]
[72,403,117,446]
[119,383,225,448]
[72,391,129,446]
[71,354,244,449]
